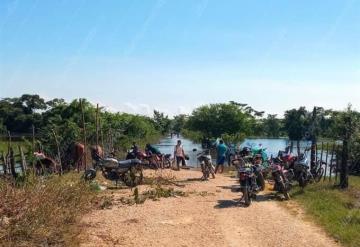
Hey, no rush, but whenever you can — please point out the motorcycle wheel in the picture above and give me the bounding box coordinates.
[210,166,215,179]
[164,159,172,169]
[298,171,308,188]
[256,172,266,191]
[278,180,290,200]
[242,188,251,207]
[204,168,210,180]
[84,169,97,181]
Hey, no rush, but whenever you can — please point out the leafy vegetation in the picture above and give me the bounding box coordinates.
[0,95,171,161]
[0,173,97,246]
[184,102,262,143]
[289,177,360,247]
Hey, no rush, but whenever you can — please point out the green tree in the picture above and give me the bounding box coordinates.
[172,114,187,134]
[0,94,46,133]
[284,107,310,154]
[263,114,282,137]
[284,107,309,140]
[330,105,360,188]
[153,110,171,135]
[186,102,256,141]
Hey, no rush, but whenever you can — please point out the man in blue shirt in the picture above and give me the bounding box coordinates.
[215,140,228,174]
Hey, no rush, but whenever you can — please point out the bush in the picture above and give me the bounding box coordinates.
[0,173,96,246]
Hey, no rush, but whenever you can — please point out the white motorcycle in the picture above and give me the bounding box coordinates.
[194,149,215,180]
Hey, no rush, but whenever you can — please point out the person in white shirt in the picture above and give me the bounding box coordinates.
[174,140,186,170]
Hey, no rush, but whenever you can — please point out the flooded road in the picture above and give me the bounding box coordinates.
[154,136,304,167]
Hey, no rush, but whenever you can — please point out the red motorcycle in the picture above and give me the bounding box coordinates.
[278,151,297,169]
[269,158,292,200]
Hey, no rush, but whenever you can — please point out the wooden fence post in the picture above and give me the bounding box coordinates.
[51,128,62,175]
[319,142,324,165]
[32,125,36,172]
[96,103,99,147]
[2,152,7,175]
[19,146,27,174]
[329,143,335,181]
[316,142,324,165]
[9,147,17,178]
[80,99,87,171]
[335,144,340,183]
[7,131,12,152]
[32,125,35,151]
[323,143,329,181]
[100,119,104,153]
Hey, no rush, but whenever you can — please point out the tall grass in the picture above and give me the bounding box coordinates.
[290,177,360,247]
[0,173,96,246]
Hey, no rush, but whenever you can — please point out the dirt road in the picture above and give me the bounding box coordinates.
[79,170,340,247]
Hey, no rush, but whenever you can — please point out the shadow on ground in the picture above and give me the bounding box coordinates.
[214,193,288,209]
[176,178,207,183]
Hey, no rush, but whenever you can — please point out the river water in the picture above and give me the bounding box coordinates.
[154,136,315,167]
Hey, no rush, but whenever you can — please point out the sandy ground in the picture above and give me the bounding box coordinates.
[78,169,340,247]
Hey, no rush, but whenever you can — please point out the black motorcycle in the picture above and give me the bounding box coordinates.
[288,149,313,188]
[84,156,144,187]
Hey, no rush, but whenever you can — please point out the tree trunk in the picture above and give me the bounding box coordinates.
[296,140,300,156]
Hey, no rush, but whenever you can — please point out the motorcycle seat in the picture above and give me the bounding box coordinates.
[118,159,142,168]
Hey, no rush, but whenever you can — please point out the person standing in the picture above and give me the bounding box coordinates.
[215,140,228,174]
[174,140,186,170]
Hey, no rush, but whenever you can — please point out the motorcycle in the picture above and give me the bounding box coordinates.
[126,148,148,160]
[289,148,314,188]
[269,158,292,200]
[84,155,144,187]
[126,149,165,170]
[162,154,173,169]
[235,147,266,191]
[233,157,259,206]
[278,151,297,170]
[195,149,215,180]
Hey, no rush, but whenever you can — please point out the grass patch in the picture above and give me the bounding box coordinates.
[0,172,97,246]
[290,176,360,247]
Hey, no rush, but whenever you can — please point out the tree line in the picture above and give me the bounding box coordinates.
[0,94,172,159]
[2,96,360,179]
[172,101,358,143]
[172,102,360,187]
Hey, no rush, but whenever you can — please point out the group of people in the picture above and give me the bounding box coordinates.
[173,138,229,174]
[130,138,230,173]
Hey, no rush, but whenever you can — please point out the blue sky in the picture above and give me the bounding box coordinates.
[1,0,359,116]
